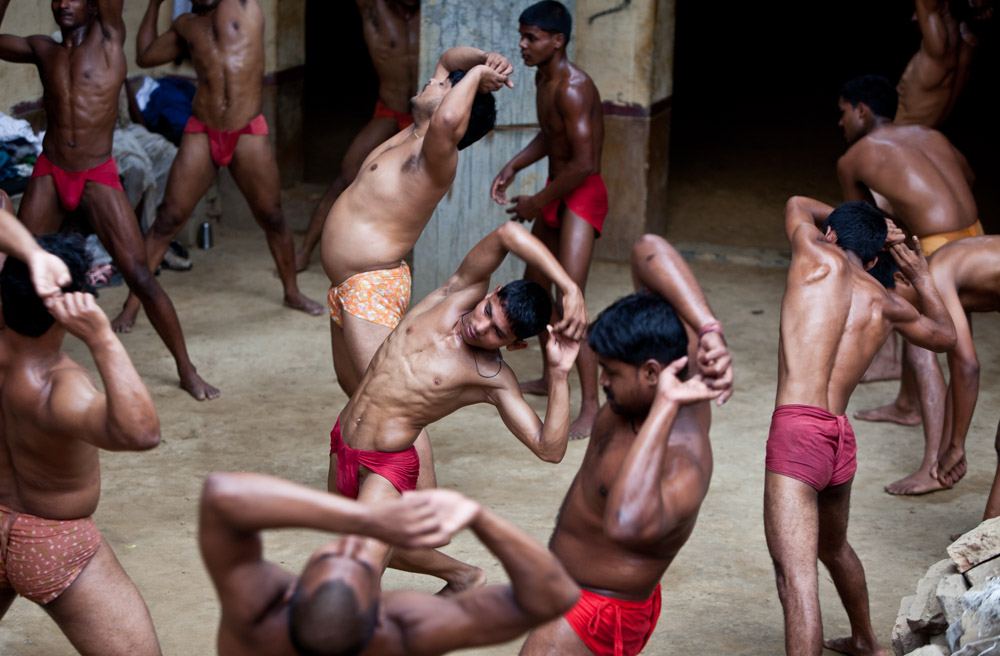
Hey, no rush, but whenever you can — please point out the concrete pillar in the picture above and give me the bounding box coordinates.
[412,1,576,302]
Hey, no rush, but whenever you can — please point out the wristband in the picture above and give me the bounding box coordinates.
[698,321,725,341]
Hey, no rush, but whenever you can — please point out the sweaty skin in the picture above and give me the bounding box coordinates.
[765,196,955,656]
[0,0,218,401]
[491,22,605,441]
[895,0,976,128]
[294,0,421,271]
[199,473,579,656]
[110,0,322,334]
[330,221,587,594]
[0,280,162,653]
[520,234,733,655]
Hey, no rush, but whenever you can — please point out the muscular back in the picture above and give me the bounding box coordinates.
[174,0,264,130]
[358,0,419,112]
[933,236,1000,312]
[31,24,126,171]
[536,62,603,177]
[0,341,102,521]
[776,235,893,414]
[839,124,977,236]
[549,401,711,599]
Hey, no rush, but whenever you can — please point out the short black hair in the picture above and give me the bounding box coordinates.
[519,1,572,42]
[867,256,900,289]
[588,293,689,374]
[1,233,92,338]
[288,580,378,656]
[840,74,897,121]
[823,201,888,266]
[447,70,497,150]
[496,280,552,340]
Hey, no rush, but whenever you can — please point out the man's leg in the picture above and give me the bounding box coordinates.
[520,218,562,396]
[984,419,1000,521]
[0,588,16,619]
[855,336,921,427]
[42,539,161,656]
[556,208,599,440]
[763,470,822,656]
[229,135,322,315]
[859,333,902,383]
[885,343,949,495]
[80,184,219,401]
[816,480,887,656]
[295,117,398,271]
[111,132,218,333]
[15,175,66,234]
[518,616,592,656]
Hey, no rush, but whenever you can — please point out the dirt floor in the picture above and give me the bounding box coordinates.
[3,114,1000,655]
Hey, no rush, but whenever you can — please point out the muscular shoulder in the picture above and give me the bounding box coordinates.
[554,64,600,112]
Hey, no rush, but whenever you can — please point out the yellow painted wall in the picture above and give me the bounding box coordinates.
[0,0,299,116]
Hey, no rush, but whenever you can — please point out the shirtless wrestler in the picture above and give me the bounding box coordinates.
[491,1,605,441]
[0,0,217,400]
[519,234,733,656]
[765,196,956,656]
[895,0,979,128]
[294,0,420,272]
[322,45,513,487]
[109,0,322,334]
[199,472,579,656]
[0,234,163,655]
[884,237,1000,508]
[329,220,587,592]
[836,74,984,493]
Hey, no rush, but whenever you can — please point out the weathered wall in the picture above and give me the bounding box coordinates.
[412,0,577,302]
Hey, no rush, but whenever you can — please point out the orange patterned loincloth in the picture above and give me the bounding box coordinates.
[327,261,411,329]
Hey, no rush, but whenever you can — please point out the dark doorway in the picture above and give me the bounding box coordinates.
[303,1,379,184]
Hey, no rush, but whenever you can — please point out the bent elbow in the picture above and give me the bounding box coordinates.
[539,449,565,464]
[135,429,161,451]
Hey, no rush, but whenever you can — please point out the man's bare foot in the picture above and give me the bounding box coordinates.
[569,406,598,441]
[110,304,140,333]
[884,469,948,495]
[822,636,888,656]
[937,447,967,487]
[294,248,310,273]
[180,370,221,401]
[854,403,921,426]
[860,354,902,383]
[519,377,549,396]
[283,292,323,316]
[436,566,487,597]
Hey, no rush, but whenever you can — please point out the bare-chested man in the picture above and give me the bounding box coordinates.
[765,196,956,656]
[294,0,420,272]
[0,233,162,655]
[330,220,586,591]
[322,45,512,483]
[836,74,985,493]
[0,0,217,400]
[884,237,1000,509]
[199,472,579,656]
[491,0,605,441]
[109,0,322,335]
[895,0,979,128]
[519,234,733,656]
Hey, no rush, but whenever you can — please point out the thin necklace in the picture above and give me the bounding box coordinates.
[474,350,502,378]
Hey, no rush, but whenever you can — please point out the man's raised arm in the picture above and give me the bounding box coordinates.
[390,494,579,656]
[631,234,733,402]
[0,0,37,63]
[443,222,587,337]
[784,195,834,243]
[96,0,126,39]
[885,238,957,352]
[915,0,950,60]
[604,358,720,547]
[136,0,184,67]
[0,208,70,297]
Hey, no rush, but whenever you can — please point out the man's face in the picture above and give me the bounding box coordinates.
[51,0,92,29]
[460,292,517,351]
[518,24,559,67]
[191,0,222,14]
[598,358,650,417]
[411,74,453,115]
[837,97,866,144]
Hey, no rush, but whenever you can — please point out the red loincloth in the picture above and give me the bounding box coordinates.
[183,114,269,167]
[765,404,858,491]
[541,173,609,236]
[373,99,414,131]
[564,584,662,656]
[30,154,124,212]
[329,416,419,498]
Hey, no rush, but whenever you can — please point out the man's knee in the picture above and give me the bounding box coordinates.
[257,206,287,234]
[150,202,188,239]
[121,265,162,300]
[817,538,849,567]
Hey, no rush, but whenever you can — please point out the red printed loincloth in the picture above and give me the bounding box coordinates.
[329,416,419,498]
[0,503,103,605]
[183,114,269,167]
[30,154,125,212]
[765,404,858,491]
[565,584,662,656]
[373,99,414,131]
[541,173,609,236]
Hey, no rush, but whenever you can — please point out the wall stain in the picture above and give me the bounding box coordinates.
[588,0,631,25]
